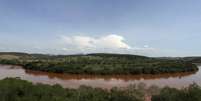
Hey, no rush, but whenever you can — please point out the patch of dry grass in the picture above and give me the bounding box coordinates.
[0,55,19,60]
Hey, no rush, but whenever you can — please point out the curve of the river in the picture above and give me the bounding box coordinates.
[0,64,200,89]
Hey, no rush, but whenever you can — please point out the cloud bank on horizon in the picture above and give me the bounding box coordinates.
[0,34,157,56]
[59,34,155,56]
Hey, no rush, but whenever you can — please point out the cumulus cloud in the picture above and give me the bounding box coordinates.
[61,34,131,50]
[59,34,156,56]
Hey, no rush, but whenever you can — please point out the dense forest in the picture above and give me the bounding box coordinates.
[0,78,200,101]
[183,57,201,63]
[0,52,198,75]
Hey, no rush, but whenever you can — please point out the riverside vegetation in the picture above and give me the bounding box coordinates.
[0,52,198,75]
[0,78,201,101]
[0,52,201,101]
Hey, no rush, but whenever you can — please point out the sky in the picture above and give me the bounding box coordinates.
[0,0,201,57]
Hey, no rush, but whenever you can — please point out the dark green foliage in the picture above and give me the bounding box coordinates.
[183,57,201,63]
[0,52,198,75]
[152,84,201,101]
[0,78,143,101]
[0,78,201,101]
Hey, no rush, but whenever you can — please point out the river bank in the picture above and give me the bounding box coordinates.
[0,64,200,89]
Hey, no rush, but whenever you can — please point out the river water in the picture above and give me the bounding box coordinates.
[0,64,200,89]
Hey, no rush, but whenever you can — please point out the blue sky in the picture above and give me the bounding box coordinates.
[0,0,201,57]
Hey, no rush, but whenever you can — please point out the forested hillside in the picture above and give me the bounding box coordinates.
[183,57,201,63]
[0,52,198,75]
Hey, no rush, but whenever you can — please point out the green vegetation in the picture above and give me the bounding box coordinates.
[0,78,201,101]
[0,52,198,75]
[152,84,201,101]
[183,57,201,63]
[0,78,144,101]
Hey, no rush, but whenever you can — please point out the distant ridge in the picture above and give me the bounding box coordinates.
[0,52,31,57]
[0,51,199,75]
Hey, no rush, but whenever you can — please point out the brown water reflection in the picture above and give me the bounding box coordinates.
[0,64,200,89]
[25,70,196,81]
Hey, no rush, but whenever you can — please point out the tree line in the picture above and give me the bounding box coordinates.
[0,78,200,101]
[0,53,199,75]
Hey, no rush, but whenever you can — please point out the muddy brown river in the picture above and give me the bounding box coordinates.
[0,64,200,89]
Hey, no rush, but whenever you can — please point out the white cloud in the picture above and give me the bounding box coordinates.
[61,34,131,50]
[143,45,149,48]
[62,36,94,48]
[58,34,158,56]
[97,34,131,49]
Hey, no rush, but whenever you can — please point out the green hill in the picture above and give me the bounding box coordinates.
[0,52,198,75]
